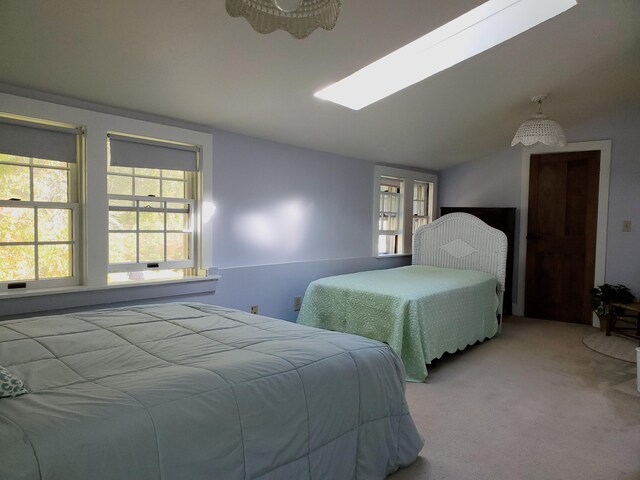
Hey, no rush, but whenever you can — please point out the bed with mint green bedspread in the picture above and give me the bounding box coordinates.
[297,265,499,382]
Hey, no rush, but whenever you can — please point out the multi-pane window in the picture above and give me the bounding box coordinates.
[378,177,403,255]
[412,181,430,234]
[373,166,437,256]
[107,134,199,284]
[0,118,80,289]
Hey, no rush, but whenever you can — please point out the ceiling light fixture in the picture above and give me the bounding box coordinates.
[314,0,577,110]
[511,94,567,148]
[226,0,341,40]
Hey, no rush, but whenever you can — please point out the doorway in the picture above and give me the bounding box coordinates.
[524,151,600,324]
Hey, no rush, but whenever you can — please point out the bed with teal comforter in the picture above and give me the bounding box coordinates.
[297,265,499,382]
[0,302,423,480]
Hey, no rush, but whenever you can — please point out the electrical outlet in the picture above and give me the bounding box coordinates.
[622,220,631,232]
[250,305,258,314]
[294,296,302,311]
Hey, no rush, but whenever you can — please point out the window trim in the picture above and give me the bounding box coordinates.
[0,93,214,305]
[372,165,437,256]
[0,140,82,289]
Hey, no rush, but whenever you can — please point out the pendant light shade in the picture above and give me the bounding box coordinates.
[511,95,567,148]
[274,0,304,12]
[226,0,341,39]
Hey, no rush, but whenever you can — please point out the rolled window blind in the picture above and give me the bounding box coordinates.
[108,134,199,171]
[0,118,80,163]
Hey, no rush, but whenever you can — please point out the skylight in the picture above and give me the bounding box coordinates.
[314,0,577,110]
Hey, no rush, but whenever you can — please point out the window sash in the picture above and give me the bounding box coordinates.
[107,170,192,200]
[378,234,399,255]
[107,261,194,274]
[0,201,79,286]
[0,158,77,204]
[107,195,195,273]
[379,188,401,234]
[0,152,79,287]
[412,215,430,234]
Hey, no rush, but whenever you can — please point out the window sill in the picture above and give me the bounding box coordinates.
[376,253,412,259]
[0,275,220,318]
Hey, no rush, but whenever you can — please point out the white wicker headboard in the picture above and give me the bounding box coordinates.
[412,212,508,297]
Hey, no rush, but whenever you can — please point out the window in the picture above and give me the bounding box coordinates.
[0,117,81,288]
[107,134,200,284]
[378,177,403,255]
[373,166,437,255]
[0,96,213,307]
[412,181,430,234]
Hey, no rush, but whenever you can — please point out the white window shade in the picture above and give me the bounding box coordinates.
[0,118,79,163]
[108,134,200,171]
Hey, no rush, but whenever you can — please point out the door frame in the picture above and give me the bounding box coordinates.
[515,140,611,326]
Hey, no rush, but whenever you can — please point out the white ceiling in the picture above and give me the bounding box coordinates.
[0,0,639,170]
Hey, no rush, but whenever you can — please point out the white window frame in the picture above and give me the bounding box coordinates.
[0,93,214,302]
[377,176,404,255]
[106,141,200,281]
[373,165,437,256]
[412,180,430,235]
[0,123,82,290]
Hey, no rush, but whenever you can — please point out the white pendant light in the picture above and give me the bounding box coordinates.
[511,95,567,148]
[226,0,341,39]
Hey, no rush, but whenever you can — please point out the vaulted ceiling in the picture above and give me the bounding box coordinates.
[1,0,639,170]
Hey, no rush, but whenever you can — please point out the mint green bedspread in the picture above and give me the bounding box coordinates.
[297,265,499,382]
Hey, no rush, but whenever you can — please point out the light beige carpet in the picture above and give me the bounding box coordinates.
[583,332,638,363]
[388,317,640,480]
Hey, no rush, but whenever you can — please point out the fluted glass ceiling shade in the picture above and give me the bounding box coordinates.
[512,95,567,148]
[226,0,341,39]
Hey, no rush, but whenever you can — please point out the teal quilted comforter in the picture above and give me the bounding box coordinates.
[298,266,499,382]
[0,302,423,480]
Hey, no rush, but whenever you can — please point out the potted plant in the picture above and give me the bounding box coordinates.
[590,284,635,331]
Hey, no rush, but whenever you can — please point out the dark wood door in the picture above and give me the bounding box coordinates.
[525,151,600,324]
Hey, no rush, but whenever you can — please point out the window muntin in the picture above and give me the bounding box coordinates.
[0,153,78,285]
[107,163,196,283]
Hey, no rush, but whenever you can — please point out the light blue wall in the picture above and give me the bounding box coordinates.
[439,148,521,209]
[439,103,640,298]
[208,128,413,320]
[1,91,415,320]
[211,255,410,322]
[211,129,374,267]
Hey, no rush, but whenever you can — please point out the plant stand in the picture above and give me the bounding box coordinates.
[607,302,640,345]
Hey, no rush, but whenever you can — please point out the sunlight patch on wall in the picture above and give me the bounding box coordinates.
[233,199,313,254]
[202,201,216,223]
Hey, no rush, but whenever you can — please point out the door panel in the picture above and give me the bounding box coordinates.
[525,151,600,324]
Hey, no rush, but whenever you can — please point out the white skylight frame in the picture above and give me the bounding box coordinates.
[314,0,577,110]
